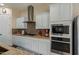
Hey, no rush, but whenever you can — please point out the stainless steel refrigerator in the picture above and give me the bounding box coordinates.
[73,16,79,55]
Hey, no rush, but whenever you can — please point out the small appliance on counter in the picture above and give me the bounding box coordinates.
[22,30,25,35]
[44,29,49,37]
[38,30,42,36]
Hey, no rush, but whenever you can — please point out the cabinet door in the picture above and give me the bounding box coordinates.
[59,4,72,20]
[42,12,49,29]
[18,37,33,51]
[16,17,27,28]
[36,12,49,29]
[16,17,24,28]
[0,15,11,36]
[0,35,9,44]
[13,36,23,46]
[50,4,72,22]
[13,36,33,51]
[0,14,12,45]
[38,39,50,54]
[36,14,42,29]
[32,39,39,53]
[24,37,33,51]
[50,4,60,21]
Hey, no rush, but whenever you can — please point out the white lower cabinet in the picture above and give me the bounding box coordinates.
[12,36,50,55]
[26,37,33,51]
[38,40,50,54]
[13,36,33,51]
[32,39,39,53]
[12,36,24,46]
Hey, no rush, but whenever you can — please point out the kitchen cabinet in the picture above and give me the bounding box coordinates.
[24,37,33,51]
[32,39,39,53]
[49,4,72,22]
[36,12,49,29]
[16,17,27,29]
[12,36,24,46]
[38,39,50,54]
[0,14,12,46]
[13,36,34,51]
[12,35,50,54]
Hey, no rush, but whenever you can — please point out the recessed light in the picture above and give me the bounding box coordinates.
[0,3,4,6]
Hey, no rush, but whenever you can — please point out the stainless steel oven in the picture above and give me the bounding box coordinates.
[50,20,73,55]
[51,37,70,54]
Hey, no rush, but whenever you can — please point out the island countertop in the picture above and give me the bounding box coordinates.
[0,43,32,55]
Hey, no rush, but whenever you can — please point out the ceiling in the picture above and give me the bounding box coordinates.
[2,3,49,10]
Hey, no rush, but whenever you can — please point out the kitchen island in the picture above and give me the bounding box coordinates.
[0,43,32,55]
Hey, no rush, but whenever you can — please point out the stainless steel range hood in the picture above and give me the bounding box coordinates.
[24,5,35,23]
[25,5,36,35]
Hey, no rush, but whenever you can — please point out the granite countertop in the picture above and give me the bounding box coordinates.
[13,34,49,39]
[0,43,32,55]
[24,35,49,39]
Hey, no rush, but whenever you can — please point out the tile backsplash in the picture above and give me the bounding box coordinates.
[12,29,27,35]
[12,29,49,37]
[36,29,49,37]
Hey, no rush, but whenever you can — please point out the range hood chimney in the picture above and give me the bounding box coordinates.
[26,5,36,35]
[28,5,34,21]
[24,5,35,23]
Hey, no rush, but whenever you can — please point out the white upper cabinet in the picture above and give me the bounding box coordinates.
[49,4,72,22]
[16,17,27,29]
[36,12,49,29]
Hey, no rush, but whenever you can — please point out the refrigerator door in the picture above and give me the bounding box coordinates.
[73,16,79,55]
[77,16,79,54]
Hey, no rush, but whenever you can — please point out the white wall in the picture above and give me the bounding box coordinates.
[0,8,12,15]
[12,4,49,28]
[72,4,79,17]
